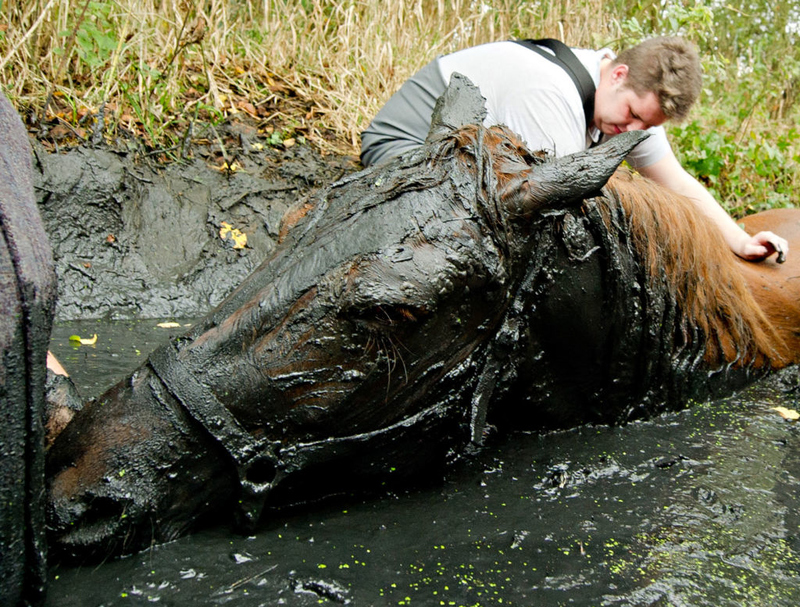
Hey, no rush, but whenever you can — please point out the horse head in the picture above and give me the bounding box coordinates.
[46,77,646,560]
[48,74,800,563]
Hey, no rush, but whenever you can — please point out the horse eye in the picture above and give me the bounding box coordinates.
[351,304,427,329]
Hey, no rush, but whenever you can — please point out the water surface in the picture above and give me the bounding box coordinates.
[47,321,800,606]
[50,319,196,399]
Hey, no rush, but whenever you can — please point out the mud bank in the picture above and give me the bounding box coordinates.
[32,124,357,321]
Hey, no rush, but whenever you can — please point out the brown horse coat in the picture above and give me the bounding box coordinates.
[602,169,793,369]
[738,209,800,357]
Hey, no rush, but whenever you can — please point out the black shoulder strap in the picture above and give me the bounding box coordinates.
[513,38,596,131]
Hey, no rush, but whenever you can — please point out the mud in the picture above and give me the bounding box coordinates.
[32,123,358,321]
[33,119,800,605]
[0,91,56,607]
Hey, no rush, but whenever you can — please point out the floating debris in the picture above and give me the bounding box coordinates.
[68,333,98,345]
[771,406,799,421]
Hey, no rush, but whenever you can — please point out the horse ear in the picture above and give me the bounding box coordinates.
[503,130,650,215]
[426,72,488,142]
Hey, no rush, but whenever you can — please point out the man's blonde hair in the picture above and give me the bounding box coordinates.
[614,36,702,121]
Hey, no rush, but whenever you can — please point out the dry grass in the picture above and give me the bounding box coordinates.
[0,0,798,213]
[0,0,617,153]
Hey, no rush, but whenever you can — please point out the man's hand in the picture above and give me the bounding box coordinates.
[738,231,789,263]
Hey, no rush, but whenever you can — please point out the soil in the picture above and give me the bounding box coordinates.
[31,119,360,321]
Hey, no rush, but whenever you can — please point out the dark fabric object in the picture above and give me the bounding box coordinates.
[0,92,57,606]
[514,38,596,131]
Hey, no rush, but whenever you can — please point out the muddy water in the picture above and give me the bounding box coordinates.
[49,319,197,399]
[46,321,800,606]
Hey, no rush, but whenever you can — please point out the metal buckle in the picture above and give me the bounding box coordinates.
[148,340,280,531]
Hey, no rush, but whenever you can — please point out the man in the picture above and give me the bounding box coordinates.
[361,37,787,262]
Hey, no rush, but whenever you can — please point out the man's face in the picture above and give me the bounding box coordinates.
[594,64,667,137]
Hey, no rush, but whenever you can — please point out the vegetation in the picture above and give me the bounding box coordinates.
[0,0,798,214]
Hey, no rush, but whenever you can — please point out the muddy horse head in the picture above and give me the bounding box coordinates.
[46,75,800,561]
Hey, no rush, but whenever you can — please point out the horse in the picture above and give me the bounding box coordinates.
[45,75,800,562]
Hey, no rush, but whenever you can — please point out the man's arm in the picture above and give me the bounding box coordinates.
[638,149,789,262]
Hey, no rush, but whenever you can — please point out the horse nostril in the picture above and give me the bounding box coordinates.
[48,496,86,529]
[244,458,277,486]
[79,495,130,528]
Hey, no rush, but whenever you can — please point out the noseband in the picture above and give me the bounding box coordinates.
[149,340,281,531]
[148,338,463,532]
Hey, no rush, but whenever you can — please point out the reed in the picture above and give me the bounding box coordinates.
[0,0,797,211]
[0,0,614,152]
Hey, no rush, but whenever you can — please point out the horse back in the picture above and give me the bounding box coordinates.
[738,208,800,360]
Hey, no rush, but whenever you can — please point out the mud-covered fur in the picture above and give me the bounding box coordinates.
[602,169,787,367]
[45,106,800,563]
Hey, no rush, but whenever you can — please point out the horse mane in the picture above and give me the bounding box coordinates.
[601,168,788,368]
[448,123,788,368]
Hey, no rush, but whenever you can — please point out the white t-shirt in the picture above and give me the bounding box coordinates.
[435,41,670,169]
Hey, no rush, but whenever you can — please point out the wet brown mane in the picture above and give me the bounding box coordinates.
[446,123,791,369]
[601,168,789,368]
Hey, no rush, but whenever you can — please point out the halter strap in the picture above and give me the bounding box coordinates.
[149,339,470,532]
[148,340,281,530]
[513,38,596,132]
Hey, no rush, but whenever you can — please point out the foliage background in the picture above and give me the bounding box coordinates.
[0,0,798,214]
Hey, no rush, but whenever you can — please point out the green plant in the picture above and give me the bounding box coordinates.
[671,113,800,216]
[63,0,116,69]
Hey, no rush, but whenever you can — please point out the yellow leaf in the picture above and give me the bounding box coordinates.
[215,161,242,173]
[68,333,98,345]
[283,138,296,148]
[771,406,800,421]
[231,230,247,249]
[219,222,247,249]
[156,322,181,328]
